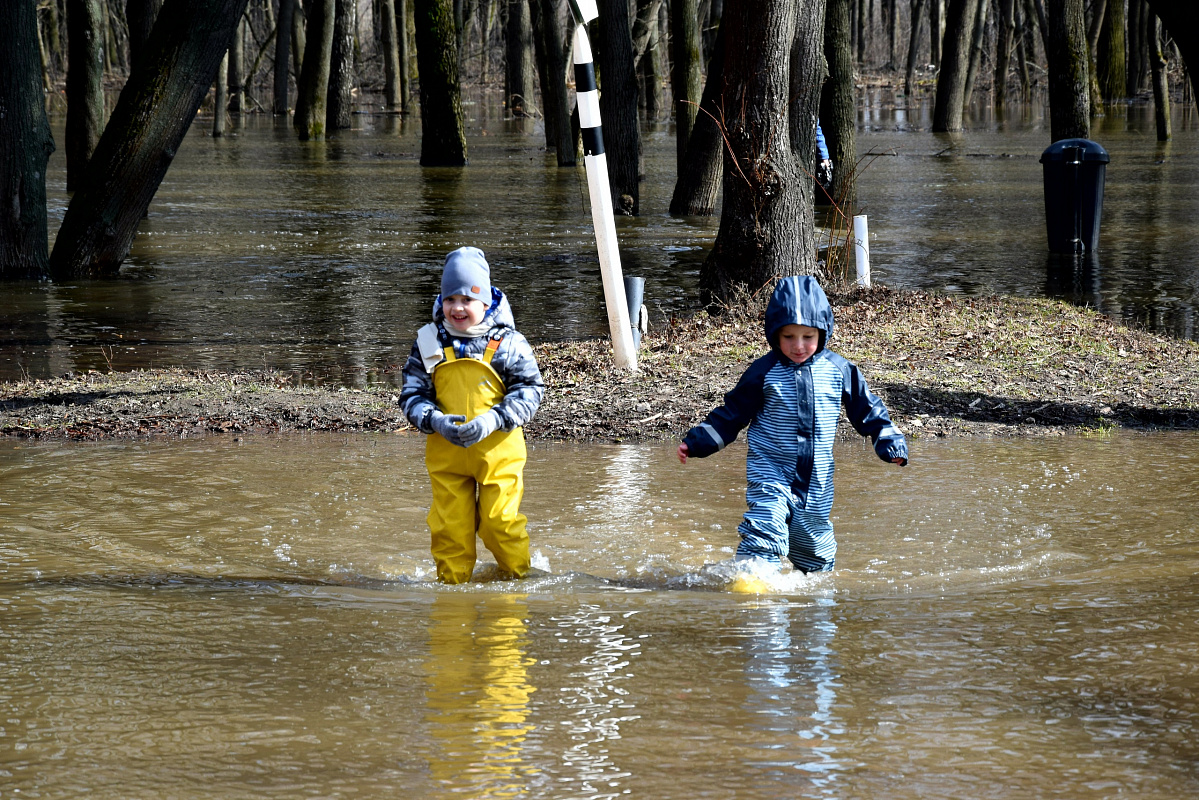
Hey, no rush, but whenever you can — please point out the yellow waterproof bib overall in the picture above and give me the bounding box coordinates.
[426,336,529,584]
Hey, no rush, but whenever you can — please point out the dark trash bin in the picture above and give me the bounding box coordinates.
[1040,138,1109,254]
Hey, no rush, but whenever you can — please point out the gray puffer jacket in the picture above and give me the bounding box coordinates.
[400,288,544,433]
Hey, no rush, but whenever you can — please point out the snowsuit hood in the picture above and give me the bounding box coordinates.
[765,276,834,354]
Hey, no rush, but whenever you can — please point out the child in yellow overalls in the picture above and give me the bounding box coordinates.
[400,247,545,583]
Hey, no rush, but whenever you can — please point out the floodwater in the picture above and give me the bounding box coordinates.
[3,94,1198,382]
[2,432,1198,797]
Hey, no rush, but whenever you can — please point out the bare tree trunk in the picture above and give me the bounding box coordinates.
[49,0,251,278]
[1149,11,1169,141]
[125,0,162,72]
[214,51,229,135]
[905,0,927,96]
[292,0,307,75]
[856,0,867,62]
[669,21,724,215]
[294,0,334,139]
[529,0,573,163]
[596,0,641,214]
[671,0,702,167]
[887,0,898,66]
[822,0,855,204]
[962,0,988,102]
[701,0,824,302]
[1015,0,1031,98]
[66,0,107,192]
[505,0,535,115]
[0,0,55,279]
[1096,0,1124,102]
[275,0,295,112]
[380,0,401,109]
[414,0,467,165]
[1144,0,1198,103]
[640,9,663,119]
[932,0,980,131]
[1045,0,1089,141]
[228,15,245,113]
[398,0,411,110]
[993,0,1014,106]
[326,0,354,128]
[929,0,944,66]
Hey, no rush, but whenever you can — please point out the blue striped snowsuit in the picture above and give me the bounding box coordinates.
[682,277,907,572]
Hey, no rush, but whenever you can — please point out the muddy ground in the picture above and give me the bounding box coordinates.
[3,287,1197,444]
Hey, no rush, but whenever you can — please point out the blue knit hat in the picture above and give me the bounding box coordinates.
[441,247,492,303]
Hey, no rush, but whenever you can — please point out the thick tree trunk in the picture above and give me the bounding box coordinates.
[214,51,229,136]
[993,0,1014,106]
[125,0,162,72]
[380,0,402,109]
[1096,0,1124,102]
[326,0,354,129]
[505,0,535,115]
[294,0,334,139]
[1045,0,1089,141]
[49,0,250,278]
[669,21,724,215]
[931,0,980,131]
[530,0,574,164]
[228,16,245,113]
[905,0,927,96]
[66,0,107,192]
[701,0,823,302]
[1149,12,1169,141]
[671,0,702,168]
[0,0,55,279]
[414,0,467,165]
[821,0,855,204]
[596,0,641,214]
[962,0,988,102]
[929,0,944,66]
[275,0,295,113]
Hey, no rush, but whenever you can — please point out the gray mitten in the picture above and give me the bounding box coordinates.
[456,410,502,447]
[429,410,467,446]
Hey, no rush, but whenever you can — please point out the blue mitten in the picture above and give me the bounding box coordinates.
[456,410,502,447]
[429,410,467,446]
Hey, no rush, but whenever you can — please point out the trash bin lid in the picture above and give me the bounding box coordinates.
[1040,138,1110,164]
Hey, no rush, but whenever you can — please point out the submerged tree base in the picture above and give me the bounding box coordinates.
[2,287,1197,442]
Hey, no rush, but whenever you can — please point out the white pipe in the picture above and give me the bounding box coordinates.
[853,214,871,288]
[583,151,638,370]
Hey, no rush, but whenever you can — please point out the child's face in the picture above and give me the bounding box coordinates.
[442,294,487,330]
[777,324,821,364]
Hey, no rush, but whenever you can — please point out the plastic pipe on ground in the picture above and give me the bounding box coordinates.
[853,214,871,288]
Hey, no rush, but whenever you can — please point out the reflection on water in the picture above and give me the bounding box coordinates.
[3,97,1197,382]
[1,432,1197,797]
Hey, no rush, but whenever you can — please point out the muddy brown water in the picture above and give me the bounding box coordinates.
[2,431,1197,797]
[4,96,1198,384]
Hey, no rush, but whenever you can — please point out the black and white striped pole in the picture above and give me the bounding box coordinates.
[568,0,638,371]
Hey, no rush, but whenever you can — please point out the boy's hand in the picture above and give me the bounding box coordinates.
[430,410,467,446]
[457,410,501,447]
[677,443,689,464]
[892,457,907,466]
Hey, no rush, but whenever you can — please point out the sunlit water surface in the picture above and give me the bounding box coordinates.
[2,432,1197,798]
[3,95,1198,382]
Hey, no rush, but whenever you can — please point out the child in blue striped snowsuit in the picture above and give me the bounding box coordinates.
[678,276,908,573]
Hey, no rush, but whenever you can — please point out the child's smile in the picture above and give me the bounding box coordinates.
[442,294,487,330]
[777,323,821,364]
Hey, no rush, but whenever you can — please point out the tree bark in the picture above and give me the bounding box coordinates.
[929,0,944,66]
[0,0,55,279]
[962,0,988,103]
[414,0,467,165]
[214,51,228,136]
[505,0,535,115]
[1144,0,1196,102]
[932,0,980,131]
[700,0,823,302]
[66,0,107,192]
[671,0,702,169]
[905,0,927,96]
[292,0,307,75]
[1127,0,1146,96]
[1149,11,1169,141]
[326,0,354,128]
[228,15,245,113]
[993,0,1014,106]
[821,0,855,204]
[380,0,402,109]
[1096,0,1124,102]
[596,0,641,214]
[856,0,867,62]
[669,21,724,215]
[529,0,574,164]
[398,0,411,111]
[294,0,334,139]
[125,0,162,72]
[49,0,250,278]
[1045,0,1088,141]
[275,0,295,113]
[640,9,663,119]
